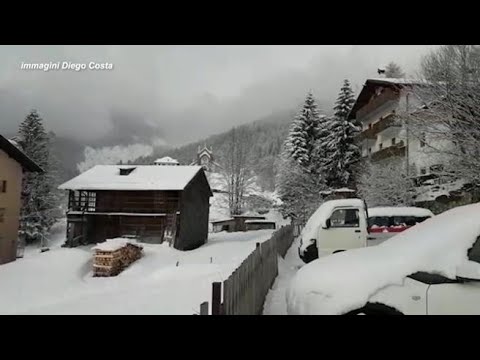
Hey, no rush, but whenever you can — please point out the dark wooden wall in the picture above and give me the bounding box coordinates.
[177,171,211,250]
[95,190,180,213]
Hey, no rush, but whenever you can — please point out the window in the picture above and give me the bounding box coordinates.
[0,180,6,193]
[119,167,136,176]
[329,208,360,228]
[0,208,5,223]
[391,138,396,146]
[420,132,426,148]
[379,143,383,150]
[368,148,372,154]
[420,167,427,175]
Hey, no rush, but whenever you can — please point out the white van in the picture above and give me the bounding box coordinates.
[298,199,433,263]
[298,199,368,263]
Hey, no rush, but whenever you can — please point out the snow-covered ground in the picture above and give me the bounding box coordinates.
[263,235,304,315]
[0,224,275,315]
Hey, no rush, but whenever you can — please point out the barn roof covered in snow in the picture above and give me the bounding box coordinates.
[58,165,211,192]
[0,134,43,173]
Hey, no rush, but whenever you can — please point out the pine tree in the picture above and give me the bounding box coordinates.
[385,62,405,78]
[278,92,329,221]
[324,80,361,189]
[284,92,322,171]
[333,79,356,120]
[17,110,59,245]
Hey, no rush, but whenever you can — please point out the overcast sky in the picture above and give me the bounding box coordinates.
[0,45,439,146]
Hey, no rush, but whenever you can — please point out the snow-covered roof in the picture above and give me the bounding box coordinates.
[300,199,365,251]
[58,165,205,191]
[154,156,179,164]
[244,220,276,224]
[367,78,430,86]
[287,202,480,315]
[368,207,434,218]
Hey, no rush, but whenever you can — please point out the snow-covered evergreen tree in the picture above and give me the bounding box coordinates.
[333,79,356,120]
[284,92,322,171]
[324,80,361,188]
[385,62,405,78]
[278,92,329,222]
[17,110,59,245]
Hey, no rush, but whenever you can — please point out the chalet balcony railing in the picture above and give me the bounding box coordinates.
[371,140,406,162]
[357,113,402,141]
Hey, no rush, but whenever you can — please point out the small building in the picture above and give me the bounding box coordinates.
[190,145,222,172]
[211,215,271,233]
[58,165,213,251]
[0,134,43,265]
[245,220,276,231]
[154,156,179,166]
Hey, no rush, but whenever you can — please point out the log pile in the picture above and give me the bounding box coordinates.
[93,238,143,277]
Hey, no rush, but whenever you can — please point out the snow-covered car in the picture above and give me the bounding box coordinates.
[287,203,480,315]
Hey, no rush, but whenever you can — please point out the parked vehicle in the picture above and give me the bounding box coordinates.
[298,199,368,263]
[366,207,434,245]
[287,203,480,315]
[298,199,433,263]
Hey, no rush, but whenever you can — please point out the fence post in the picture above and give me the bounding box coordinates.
[200,301,209,315]
[212,282,222,315]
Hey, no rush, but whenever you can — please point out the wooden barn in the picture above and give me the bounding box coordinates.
[58,165,212,251]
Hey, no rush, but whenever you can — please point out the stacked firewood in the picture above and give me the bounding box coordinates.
[93,239,143,277]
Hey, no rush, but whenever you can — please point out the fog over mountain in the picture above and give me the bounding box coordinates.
[0,45,438,148]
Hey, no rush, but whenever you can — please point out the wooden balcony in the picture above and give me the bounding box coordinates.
[371,140,406,162]
[357,113,402,141]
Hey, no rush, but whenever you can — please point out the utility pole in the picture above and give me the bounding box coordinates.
[405,92,410,178]
[404,91,411,205]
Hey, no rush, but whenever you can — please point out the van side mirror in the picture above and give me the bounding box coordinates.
[323,219,331,229]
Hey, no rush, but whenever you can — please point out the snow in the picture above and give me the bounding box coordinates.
[368,207,434,218]
[244,220,275,224]
[58,165,205,191]
[415,179,466,203]
[263,236,304,315]
[154,156,179,165]
[368,78,430,86]
[287,202,480,315]
[0,229,275,314]
[92,238,142,252]
[299,199,365,253]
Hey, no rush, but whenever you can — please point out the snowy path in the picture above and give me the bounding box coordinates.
[0,225,275,315]
[262,236,304,315]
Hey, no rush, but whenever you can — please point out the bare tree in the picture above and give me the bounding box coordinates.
[221,127,255,215]
[357,159,416,207]
[403,45,480,186]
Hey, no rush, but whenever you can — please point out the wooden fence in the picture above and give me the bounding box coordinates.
[198,224,295,315]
